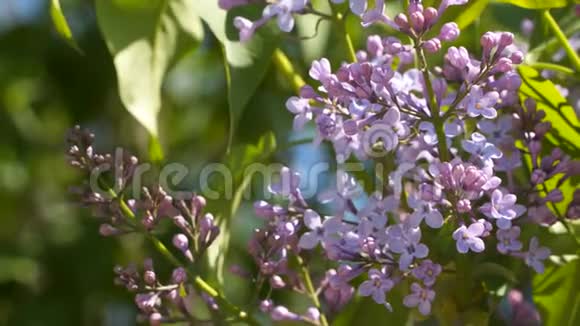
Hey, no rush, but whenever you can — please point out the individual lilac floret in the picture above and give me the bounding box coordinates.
[496,226,522,254]
[286,96,312,131]
[407,196,444,229]
[298,210,342,249]
[403,283,435,315]
[264,0,308,32]
[480,190,526,229]
[358,268,394,307]
[462,132,503,163]
[524,237,551,273]
[452,221,486,253]
[412,260,442,286]
[464,86,500,119]
[389,226,429,270]
[232,0,308,41]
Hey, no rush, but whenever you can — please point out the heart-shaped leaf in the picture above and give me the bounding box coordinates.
[95,0,204,139]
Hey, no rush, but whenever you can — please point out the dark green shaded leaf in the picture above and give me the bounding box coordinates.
[95,0,204,138]
[190,2,279,151]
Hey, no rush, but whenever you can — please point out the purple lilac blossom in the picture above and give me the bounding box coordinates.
[452,221,486,253]
[403,283,435,315]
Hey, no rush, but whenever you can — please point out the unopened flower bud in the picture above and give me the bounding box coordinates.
[510,51,524,64]
[171,267,187,284]
[142,270,155,286]
[409,11,425,32]
[499,32,514,47]
[191,195,206,216]
[494,57,513,73]
[271,306,299,321]
[260,299,273,312]
[395,13,410,30]
[172,233,189,252]
[423,38,442,53]
[304,307,320,322]
[440,22,460,41]
[456,199,472,213]
[172,215,190,231]
[423,7,439,27]
[531,169,546,185]
[367,35,384,57]
[270,275,286,288]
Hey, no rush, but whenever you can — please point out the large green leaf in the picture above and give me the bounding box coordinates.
[190,2,279,150]
[494,0,568,9]
[518,66,580,157]
[533,259,580,326]
[95,0,204,138]
[50,0,82,53]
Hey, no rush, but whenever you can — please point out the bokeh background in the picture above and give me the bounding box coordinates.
[0,0,577,325]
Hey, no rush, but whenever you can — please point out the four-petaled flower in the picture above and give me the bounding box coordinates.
[452,221,486,253]
[407,196,444,229]
[465,86,500,119]
[524,237,551,273]
[358,268,394,307]
[480,190,526,229]
[298,209,342,249]
[412,260,442,287]
[403,283,435,315]
[496,226,522,254]
[462,132,503,163]
[389,227,429,270]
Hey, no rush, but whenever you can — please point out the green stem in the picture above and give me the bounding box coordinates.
[272,48,306,93]
[543,10,580,73]
[528,62,576,76]
[297,256,329,326]
[416,44,449,161]
[111,188,260,325]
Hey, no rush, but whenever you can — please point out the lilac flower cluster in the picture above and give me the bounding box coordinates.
[66,126,224,324]
[114,261,192,325]
[243,0,580,322]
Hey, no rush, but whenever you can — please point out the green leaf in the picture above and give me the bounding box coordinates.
[190,2,279,151]
[455,0,489,29]
[517,66,580,157]
[494,0,568,9]
[95,0,204,138]
[50,0,82,53]
[205,132,278,286]
[533,259,580,326]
